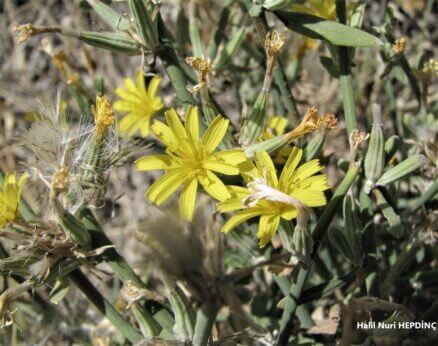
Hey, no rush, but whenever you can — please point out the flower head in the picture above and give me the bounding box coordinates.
[217,148,329,247]
[13,24,57,44]
[113,72,163,138]
[393,37,407,55]
[185,54,212,93]
[92,94,115,142]
[0,172,29,228]
[286,107,337,141]
[265,31,286,57]
[262,116,292,164]
[136,107,246,221]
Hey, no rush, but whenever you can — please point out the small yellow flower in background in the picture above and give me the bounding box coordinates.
[0,173,29,228]
[295,36,321,58]
[292,0,337,20]
[136,106,246,221]
[217,148,329,247]
[262,116,292,164]
[92,94,115,142]
[264,116,289,139]
[114,71,163,138]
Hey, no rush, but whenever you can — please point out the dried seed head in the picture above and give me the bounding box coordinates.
[0,281,32,327]
[418,59,438,85]
[52,166,70,193]
[286,107,338,141]
[323,113,338,130]
[121,281,165,309]
[265,31,286,57]
[393,37,407,55]
[13,24,60,44]
[185,53,212,93]
[350,129,370,153]
[92,95,115,142]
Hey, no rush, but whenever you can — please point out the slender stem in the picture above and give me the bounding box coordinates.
[69,269,143,343]
[78,207,165,335]
[277,164,359,344]
[336,0,357,135]
[244,2,299,121]
[192,304,218,346]
[277,265,311,344]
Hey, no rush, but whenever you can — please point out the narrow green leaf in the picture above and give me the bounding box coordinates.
[76,31,142,55]
[377,154,426,187]
[49,277,70,304]
[275,11,382,47]
[86,0,131,32]
[384,135,400,162]
[364,104,385,193]
[240,91,270,146]
[374,189,404,238]
[128,0,158,50]
[213,27,246,70]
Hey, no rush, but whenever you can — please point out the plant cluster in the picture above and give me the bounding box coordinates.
[0,0,436,345]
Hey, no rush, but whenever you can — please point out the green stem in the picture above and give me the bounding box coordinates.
[78,207,164,335]
[336,0,357,135]
[192,304,218,346]
[277,164,359,344]
[69,269,143,343]
[156,14,197,105]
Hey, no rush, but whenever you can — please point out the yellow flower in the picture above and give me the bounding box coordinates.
[0,173,29,228]
[136,106,247,221]
[217,148,329,247]
[262,116,292,164]
[264,116,289,139]
[114,72,163,138]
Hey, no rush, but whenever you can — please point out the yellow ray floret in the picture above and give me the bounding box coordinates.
[217,147,329,247]
[136,106,247,221]
[0,172,29,228]
[114,71,163,138]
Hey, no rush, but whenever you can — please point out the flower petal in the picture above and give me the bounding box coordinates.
[136,155,179,171]
[228,185,251,198]
[151,120,179,150]
[201,115,229,153]
[146,170,185,205]
[209,150,247,165]
[257,214,280,248]
[118,114,145,137]
[185,106,199,140]
[203,159,239,175]
[217,198,244,212]
[221,208,265,234]
[291,159,323,181]
[290,189,327,207]
[165,108,187,140]
[199,170,231,201]
[179,178,198,221]
[254,151,278,187]
[279,146,303,186]
[147,75,161,96]
[135,71,147,93]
